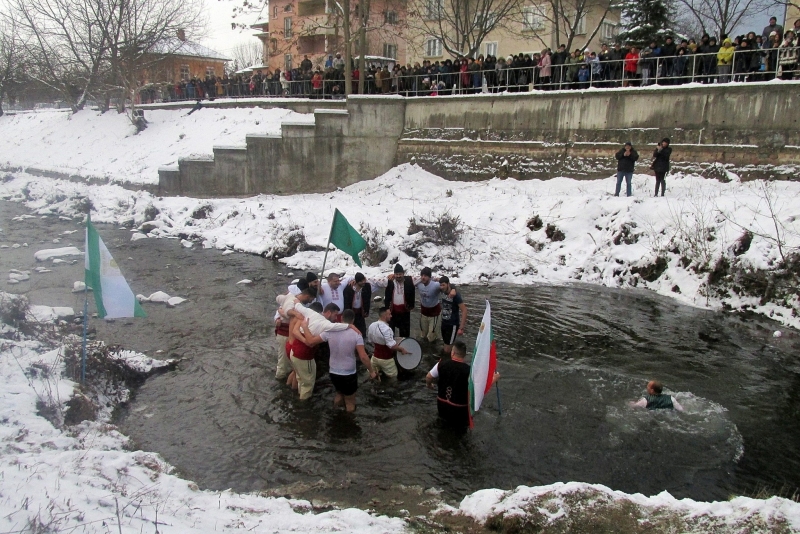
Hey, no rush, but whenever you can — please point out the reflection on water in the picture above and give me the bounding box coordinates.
[4,204,790,503]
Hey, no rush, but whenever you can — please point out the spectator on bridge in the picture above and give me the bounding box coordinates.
[623,47,639,86]
[717,38,735,82]
[538,49,552,88]
[777,30,799,80]
[762,16,784,43]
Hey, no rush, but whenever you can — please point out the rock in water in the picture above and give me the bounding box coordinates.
[236,279,252,285]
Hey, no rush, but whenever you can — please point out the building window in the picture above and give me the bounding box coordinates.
[479,11,498,27]
[180,64,190,80]
[284,4,293,11]
[284,17,293,38]
[601,21,618,41]
[522,6,545,31]
[385,10,398,24]
[425,0,443,19]
[571,11,587,35]
[284,54,293,71]
[206,66,215,77]
[485,41,498,57]
[425,37,442,57]
[383,43,398,59]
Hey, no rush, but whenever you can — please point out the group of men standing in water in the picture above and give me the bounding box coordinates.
[272,263,470,417]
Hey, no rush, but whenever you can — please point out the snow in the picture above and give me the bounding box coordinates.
[3,163,799,328]
[455,482,800,530]
[0,107,314,185]
[33,246,83,261]
[28,304,75,322]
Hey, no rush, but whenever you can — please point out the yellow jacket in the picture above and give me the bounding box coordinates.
[717,43,735,66]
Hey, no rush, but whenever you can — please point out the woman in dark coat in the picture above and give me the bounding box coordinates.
[652,138,672,197]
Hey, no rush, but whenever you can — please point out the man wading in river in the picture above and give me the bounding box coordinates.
[630,380,684,411]
[296,309,377,411]
[426,341,500,428]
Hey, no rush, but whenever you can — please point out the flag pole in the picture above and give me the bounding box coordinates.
[496,382,502,415]
[319,209,336,278]
[81,290,88,384]
[81,211,90,385]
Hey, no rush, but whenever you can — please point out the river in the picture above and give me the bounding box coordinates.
[2,200,799,508]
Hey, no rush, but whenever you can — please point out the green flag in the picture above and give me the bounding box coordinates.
[329,209,367,267]
[85,216,147,319]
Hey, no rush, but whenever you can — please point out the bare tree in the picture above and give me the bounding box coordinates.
[0,14,29,116]
[537,0,613,52]
[407,0,524,57]
[12,0,116,112]
[673,0,780,37]
[230,41,264,71]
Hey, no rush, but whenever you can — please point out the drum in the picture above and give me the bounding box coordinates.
[395,338,422,370]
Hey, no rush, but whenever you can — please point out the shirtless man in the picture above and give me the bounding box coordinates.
[367,306,410,381]
[274,282,314,380]
[629,380,684,411]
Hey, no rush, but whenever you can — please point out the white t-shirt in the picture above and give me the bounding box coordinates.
[367,320,396,348]
[416,280,441,308]
[321,328,364,375]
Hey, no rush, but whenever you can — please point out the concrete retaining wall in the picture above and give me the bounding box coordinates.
[157,83,800,196]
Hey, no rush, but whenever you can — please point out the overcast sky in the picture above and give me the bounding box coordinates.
[199,0,267,56]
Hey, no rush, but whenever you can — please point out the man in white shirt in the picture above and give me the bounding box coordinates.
[317,272,351,322]
[296,309,377,411]
[367,306,410,380]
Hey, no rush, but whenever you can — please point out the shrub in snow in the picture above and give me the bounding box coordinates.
[0,292,29,326]
[631,256,669,282]
[143,203,160,222]
[545,223,565,242]
[359,222,389,266]
[191,203,213,220]
[526,215,543,231]
[406,210,464,247]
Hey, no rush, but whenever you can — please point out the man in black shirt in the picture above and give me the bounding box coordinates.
[426,341,500,428]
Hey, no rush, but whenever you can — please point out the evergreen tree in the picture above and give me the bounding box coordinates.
[616,0,675,47]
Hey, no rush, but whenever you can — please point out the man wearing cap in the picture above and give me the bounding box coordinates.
[762,16,784,43]
[368,306,411,380]
[385,264,415,338]
[614,141,639,197]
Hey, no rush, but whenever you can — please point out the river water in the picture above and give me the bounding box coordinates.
[2,200,799,506]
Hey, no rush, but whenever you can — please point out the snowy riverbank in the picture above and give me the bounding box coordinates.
[0,107,312,185]
[2,163,799,330]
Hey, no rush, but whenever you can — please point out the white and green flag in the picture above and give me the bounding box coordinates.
[85,217,146,319]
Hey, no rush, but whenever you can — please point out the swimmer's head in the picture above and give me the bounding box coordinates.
[647,380,663,395]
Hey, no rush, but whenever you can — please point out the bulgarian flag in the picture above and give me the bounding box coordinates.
[468,300,497,428]
[85,216,146,319]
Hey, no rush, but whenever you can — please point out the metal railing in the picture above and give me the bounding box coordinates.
[138,47,800,104]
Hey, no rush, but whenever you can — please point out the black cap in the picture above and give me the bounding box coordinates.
[624,141,632,146]
[394,264,404,274]
[297,279,309,291]
[306,272,318,282]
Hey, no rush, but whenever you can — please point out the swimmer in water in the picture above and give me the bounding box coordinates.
[630,380,684,411]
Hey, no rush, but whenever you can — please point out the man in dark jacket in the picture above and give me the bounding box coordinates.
[652,137,672,197]
[343,272,373,336]
[614,141,639,197]
[385,264,415,337]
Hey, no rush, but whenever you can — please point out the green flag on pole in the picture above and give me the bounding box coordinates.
[85,217,147,319]
[328,209,367,267]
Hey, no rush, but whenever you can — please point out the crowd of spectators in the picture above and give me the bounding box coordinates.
[139,16,800,104]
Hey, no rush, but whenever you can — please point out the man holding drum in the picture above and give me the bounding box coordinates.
[368,306,411,380]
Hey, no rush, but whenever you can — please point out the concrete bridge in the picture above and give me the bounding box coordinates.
[155,83,800,197]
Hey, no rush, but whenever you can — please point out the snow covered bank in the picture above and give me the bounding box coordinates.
[0,107,312,185]
[0,292,406,533]
[2,164,799,329]
[453,482,800,532]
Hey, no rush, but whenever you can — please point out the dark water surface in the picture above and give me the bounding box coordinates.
[2,200,799,504]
